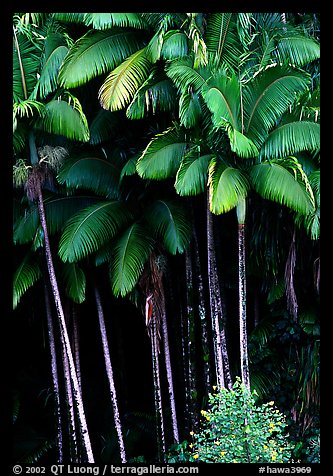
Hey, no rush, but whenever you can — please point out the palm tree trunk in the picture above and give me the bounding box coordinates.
[237,198,250,390]
[94,286,127,464]
[192,223,212,394]
[185,248,199,432]
[207,192,233,389]
[72,305,82,395]
[44,283,63,463]
[35,178,95,462]
[150,307,166,462]
[160,295,179,444]
[285,229,298,322]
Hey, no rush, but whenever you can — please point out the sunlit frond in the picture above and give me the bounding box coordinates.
[58,29,147,88]
[84,13,147,29]
[136,127,191,180]
[34,99,90,142]
[175,153,212,196]
[99,48,152,111]
[208,158,249,215]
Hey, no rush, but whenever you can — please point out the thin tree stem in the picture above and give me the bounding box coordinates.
[94,286,127,464]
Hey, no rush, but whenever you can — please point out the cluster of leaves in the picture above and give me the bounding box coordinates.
[168,378,295,463]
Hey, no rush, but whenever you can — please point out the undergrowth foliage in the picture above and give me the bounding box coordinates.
[168,377,295,463]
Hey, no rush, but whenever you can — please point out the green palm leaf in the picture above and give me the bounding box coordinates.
[59,201,132,263]
[175,153,212,196]
[205,13,242,69]
[277,35,320,67]
[208,158,249,215]
[165,56,208,93]
[13,252,42,309]
[161,30,189,59]
[178,90,202,128]
[89,109,120,145]
[62,262,86,303]
[136,127,190,180]
[52,13,85,24]
[13,195,99,246]
[110,223,154,297]
[31,45,68,100]
[243,66,310,146]
[259,121,320,160]
[13,29,41,102]
[126,71,176,119]
[57,155,121,199]
[144,200,192,254]
[250,161,315,215]
[34,99,90,142]
[202,71,241,130]
[99,48,152,111]
[58,29,147,88]
[84,13,147,29]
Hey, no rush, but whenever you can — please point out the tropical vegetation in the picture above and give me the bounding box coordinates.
[13,12,320,464]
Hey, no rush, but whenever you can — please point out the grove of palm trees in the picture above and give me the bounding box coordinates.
[13,12,320,467]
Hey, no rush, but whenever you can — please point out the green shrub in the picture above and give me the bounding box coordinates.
[168,377,295,463]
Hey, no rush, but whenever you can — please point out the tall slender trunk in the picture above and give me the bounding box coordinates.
[185,248,199,432]
[44,283,63,463]
[285,229,298,322]
[94,286,127,464]
[192,223,212,394]
[160,295,179,444]
[62,332,79,462]
[150,307,166,462]
[34,178,94,462]
[207,192,233,389]
[72,305,82,395]
[237,198,250,390]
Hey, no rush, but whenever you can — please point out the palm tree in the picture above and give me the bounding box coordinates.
[13,14,94,462]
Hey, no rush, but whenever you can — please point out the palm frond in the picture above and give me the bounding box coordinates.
[99,48,152,111]
[259,121,320,160]
[165,56,208,94]
[143,200,192,254]
[13,29,41,102]
[161,30,189,60]
[126,70,177,120]
[205,13,242,69]
[226,126,259,158]
[243,65,310,146]
[208,158,249,215]
[62,262,86,303]
[13,195,99,245]
[136,127,190,180]
[13,252,42,309]
[110,223,154,297]
[202,70,241,130]
[34,99,90,142]
[250,161,315,215]
[31,45,68,100]
[277,34,320,67]
[84,13,147,30]
[89,109,121,145]
[52,13,85,24]
[178,90,202,128]
[58,29,147,88]
[58,201,132,263]
[120,156,138,183]
[57,155,121,199]
[175,152,212,196]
